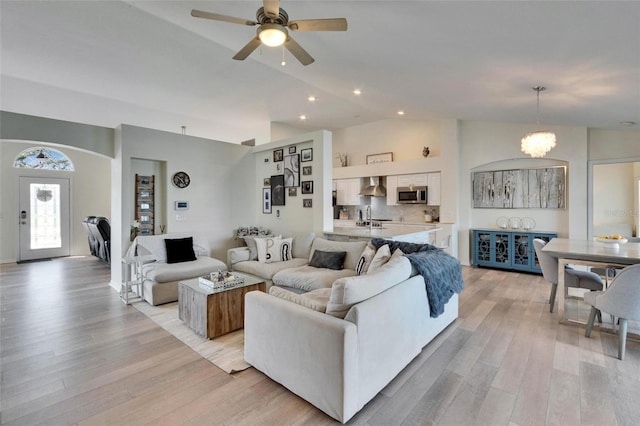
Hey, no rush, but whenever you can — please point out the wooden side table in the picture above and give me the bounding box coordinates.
[178,273,266,339]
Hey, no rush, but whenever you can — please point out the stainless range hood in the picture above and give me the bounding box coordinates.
[359,176,387,197]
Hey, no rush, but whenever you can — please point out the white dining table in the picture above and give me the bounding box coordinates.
[542,238,640,326]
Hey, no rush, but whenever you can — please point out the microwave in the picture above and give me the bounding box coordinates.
[397,186,428,204]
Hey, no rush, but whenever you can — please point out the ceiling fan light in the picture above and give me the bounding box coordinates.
[258,24,287,47]
[521,131,557,158]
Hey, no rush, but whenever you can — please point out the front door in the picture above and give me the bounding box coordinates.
[18,177,71,261]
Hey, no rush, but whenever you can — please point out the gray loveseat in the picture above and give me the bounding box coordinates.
[126,233,227,305]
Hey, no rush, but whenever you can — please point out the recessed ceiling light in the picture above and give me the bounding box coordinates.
[308,96,317,102]
[620,121,637,126]
[353,89,361,95]
[397,110,405,116]
[299,114,307,120]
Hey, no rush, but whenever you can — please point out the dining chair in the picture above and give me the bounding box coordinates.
[533,238,604,314]
[585,263,640,360]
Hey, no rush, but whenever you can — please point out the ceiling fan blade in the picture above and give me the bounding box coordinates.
[191,9,256,26]
[263,0,280,19]
[233,36,262,60]
[288,18,348,31]
[285,36,314,66]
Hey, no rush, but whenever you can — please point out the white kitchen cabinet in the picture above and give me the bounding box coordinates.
[396,173,428,188]
[386,175,398,205]
[335,178,362,206]
[427,172,441,206]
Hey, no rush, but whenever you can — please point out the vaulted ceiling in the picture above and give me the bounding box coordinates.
[2,1,639,143]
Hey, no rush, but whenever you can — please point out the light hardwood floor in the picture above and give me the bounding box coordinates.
[2,257,639,425]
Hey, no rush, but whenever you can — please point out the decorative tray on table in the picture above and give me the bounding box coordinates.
[198,271,245,291]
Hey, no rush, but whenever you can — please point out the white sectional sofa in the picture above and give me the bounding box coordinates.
[244,254,459,423]
[228,233,367,292]
[126,233,227,305]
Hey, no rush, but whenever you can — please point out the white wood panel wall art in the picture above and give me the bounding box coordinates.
[472,166,566,209]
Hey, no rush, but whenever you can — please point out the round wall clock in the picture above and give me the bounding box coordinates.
[171,171,190,188]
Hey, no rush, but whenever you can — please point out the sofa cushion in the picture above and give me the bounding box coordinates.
[240,236,261,260]
[269,286,331,312]
[164,237,197,264]
[309,238,367,271]
[281,232,316,259]
[326,255,412,318]
[232,257,308,280]
[273,265,356,292]
[355,245,376,276]
[367,244,391,273]
[309,250,347,270]
[143,256,227,283]
[255,235,282,263]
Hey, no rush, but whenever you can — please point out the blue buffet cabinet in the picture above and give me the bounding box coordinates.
[472,229,557,274]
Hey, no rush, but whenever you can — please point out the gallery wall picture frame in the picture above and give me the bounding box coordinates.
[303,199,312,208]
[263,178,270,186]
[288,146,296,154]
[284,154,300,187]
[301,180,314,194]
[273,149,284,162]
[271,174,286,206]
[472,165,566,209]
[302,166,312,175]
[276,163,282,172]
[263,188,272,214]
[288,187,297,197]
[301,148,313,162]
[366,152,393,165]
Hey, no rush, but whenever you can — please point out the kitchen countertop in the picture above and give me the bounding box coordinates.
[325,225,442,239]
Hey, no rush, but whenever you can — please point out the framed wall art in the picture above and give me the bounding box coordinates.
[301,180,313,194]
[284,154,300,187]
[366,152,393,165]
[288,187,297,197]
[301,148,313,162]
[302,166,312,175]
[271,174,285,206]
[273,149,283,162]
[263,188,272,214]
[303,199,312,208]
[288,146,296,154]
[472,166,566,209]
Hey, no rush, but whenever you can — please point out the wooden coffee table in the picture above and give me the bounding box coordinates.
[178,272,266,339]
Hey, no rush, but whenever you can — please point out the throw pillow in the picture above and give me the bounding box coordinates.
[355,245,376,275]
[255,236,282,263]
[367,244,391,273]
[309,250,347,270]
[164,237,196,264]
[241,236,260,260]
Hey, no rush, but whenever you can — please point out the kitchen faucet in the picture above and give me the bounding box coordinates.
[366,206,372,231]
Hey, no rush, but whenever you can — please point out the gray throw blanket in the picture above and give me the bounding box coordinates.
[371,238,464,318]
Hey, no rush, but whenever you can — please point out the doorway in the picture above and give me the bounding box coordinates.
[18,176,71,261]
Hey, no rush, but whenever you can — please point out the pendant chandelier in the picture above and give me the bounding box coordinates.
[521,86,556,158]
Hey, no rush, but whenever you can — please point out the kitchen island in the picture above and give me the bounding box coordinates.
[324,225,441,244]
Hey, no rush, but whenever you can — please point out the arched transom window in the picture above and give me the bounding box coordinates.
[13,147,75,171]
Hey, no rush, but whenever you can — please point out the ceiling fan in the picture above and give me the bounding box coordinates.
[191,0,347,66]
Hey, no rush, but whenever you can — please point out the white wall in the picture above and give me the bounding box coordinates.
[458,121,589,265]
[332,118,441,168]
[251,130,332,235]
[0,140,111,262]
[111,125,256,287]
[593,162,635,231]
